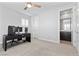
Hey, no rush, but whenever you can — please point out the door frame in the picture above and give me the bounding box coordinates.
[59,8,73,45]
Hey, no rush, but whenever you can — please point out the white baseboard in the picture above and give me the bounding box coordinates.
[77,47,79,55]
[37,37,59,44]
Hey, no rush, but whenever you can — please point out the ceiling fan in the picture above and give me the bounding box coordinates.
[24,2,41,10]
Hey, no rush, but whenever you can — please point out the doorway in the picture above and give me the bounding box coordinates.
[60,8,72,45]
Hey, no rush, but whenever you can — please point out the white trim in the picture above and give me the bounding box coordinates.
[0,35,2,44]
[77,48,79,55]
[37,37,60,44]
[0,42,2,44]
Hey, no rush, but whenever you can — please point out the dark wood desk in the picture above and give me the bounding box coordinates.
[3,33,31,51]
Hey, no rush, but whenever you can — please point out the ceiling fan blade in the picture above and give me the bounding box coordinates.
[33,4,41,8]
[27,2,32,5]
[24,6,28,10]
[24,2,41,10]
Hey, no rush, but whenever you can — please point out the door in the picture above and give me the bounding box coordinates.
[72,4,79,49]
[60,8,72,42]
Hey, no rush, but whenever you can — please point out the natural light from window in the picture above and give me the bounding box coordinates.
[21,18,28,27]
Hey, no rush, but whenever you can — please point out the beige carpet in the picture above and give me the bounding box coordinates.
[0,39,78,56]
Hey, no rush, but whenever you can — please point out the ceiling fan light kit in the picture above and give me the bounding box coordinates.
[24,2,41,10]
[27,3,32,8]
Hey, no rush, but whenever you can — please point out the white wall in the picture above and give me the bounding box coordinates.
[31,6,60,43]
[0,6,31,44]
[32,8,59,43]
[0,6,2,43]
[77,3,79,55]
[31,3,77,44]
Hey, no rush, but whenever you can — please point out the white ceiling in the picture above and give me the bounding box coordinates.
[0,2,76,16]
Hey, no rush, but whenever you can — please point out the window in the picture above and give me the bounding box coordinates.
[21,18,25,26]
[63,20,71,31]
[21,18,28,27]
[25,20,28,27]
[60,8,72,31]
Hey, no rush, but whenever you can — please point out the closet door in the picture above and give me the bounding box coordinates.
[31,16,40,39]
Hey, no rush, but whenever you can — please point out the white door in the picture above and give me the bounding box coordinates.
[77,3,79,53]
[72,3,79,53]
[31,16,40,39]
